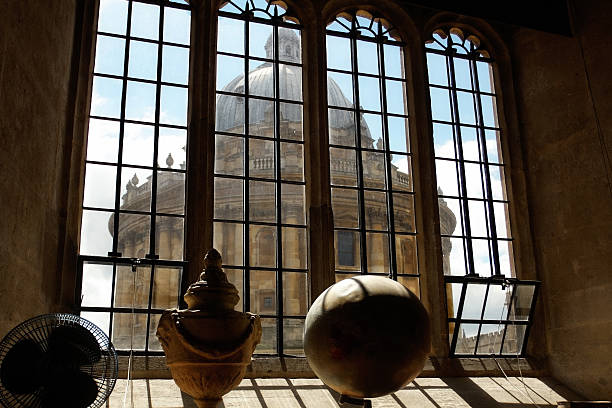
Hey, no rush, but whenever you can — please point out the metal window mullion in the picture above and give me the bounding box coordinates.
[449,281,468,356]
[472,282,491,355]
[498,283,516,355]
[147,4,165,260]
[108,262,118,340]
[109,0,134,257]
[471,59,501,277]
[378,32,398,280]
[145,263,156,352]
[273,23,284,356]
[447,51,476,276]
[349,21,368,275]
[243,16,251,315]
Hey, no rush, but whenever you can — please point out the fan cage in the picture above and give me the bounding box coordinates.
[0,313,118,408]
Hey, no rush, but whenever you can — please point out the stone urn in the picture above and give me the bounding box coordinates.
[156,249,262,408]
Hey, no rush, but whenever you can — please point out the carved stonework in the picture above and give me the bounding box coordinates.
[156,249,262,408]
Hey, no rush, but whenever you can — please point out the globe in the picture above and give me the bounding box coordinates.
[304,275,431,399]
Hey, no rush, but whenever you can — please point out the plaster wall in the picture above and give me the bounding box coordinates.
[0,0,78,337]
[510,0,612,399]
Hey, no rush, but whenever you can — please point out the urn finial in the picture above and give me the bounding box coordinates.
[183,248,239,311]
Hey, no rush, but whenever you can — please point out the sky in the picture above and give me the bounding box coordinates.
[80,0,516,348]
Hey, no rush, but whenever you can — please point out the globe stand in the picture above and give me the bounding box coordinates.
[339,395,372,408]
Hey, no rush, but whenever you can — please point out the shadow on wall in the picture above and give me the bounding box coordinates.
[108,376,582,407]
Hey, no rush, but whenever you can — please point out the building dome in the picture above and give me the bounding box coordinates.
[215,28,357,133]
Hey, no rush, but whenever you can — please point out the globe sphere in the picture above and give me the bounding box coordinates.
[304,275,431,399]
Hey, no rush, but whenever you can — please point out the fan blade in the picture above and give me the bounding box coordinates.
[48,325,102,366]
[41,371,98,408]
[0,338,43,394]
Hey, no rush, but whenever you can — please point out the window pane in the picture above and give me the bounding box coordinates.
[483,284,511,320]
[128,40,158,80]
[358,75,380,112]
[280,103,303,140]
[386,116,409,153]
[436,159,459,197]
[362,151,386,189]
[326,35,351,71]
[120,167,152,212]
[279,28,301,63]
[462,283,487,319]
[112,313,147,350]
[87,118,120,163]
[248,98,274,136]
[81,263,113,307]
[502,324,526,354]
[80,210,114,256]
[480,95,498,127]
[215,135,244,176]
[477,324,503,354]
[148,314,163,351]
[282,227,307,269]
[122,123,154,166]
[94,35,125,76]
[366,232,389,273]
[216,55,244,91]
[249,22,272,59]
[125,81,156,121]
[457,91,476,125]
[280,142,304,182]
[250,225,277,267]
[329,108,355,146]
[356,40,378,75]
[216,94,245,133]
[164,7,191,45]
[160,85,188,126]
[217,16,244,54]
[331,188,359,229]
[214,178,244,221]
[393,193,415,233]
[97,0,127,35]
[114,265,151,309]
[385,79,406,115]
[281,184,305,225]
[361,113,383,149]
[429,87,451,122]
[453,57,472,90]
[330,147,357,187]
[131,2,159,40]
[83,164,117,209]
[510,285,535,320]
[156,216,184,260]
[335,230,360,271]
[250,270,276,315]
[279,64,302,101]
[426,53,447,86]
[249,181,276,223]
[225,268,244,312]
[152,267,182,309]
[328,71,353,106]
[460,126,480,161]
[213,222,244,266]
[162,45,190,85]
[397,276,419,297]
[364,190,388,231]
[395,234,417,275]
[447,237,466,276]
[383,44,403,78]
[91,77,122,118]
[117,213,150,258]
[433,123,454,159]
[158,127,187,169]
[283,319,304,355]
[249,60,274,97]
[256,318,277,354]
[249,138,275,179]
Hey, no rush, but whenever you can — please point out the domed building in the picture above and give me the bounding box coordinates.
[111,28,456,352]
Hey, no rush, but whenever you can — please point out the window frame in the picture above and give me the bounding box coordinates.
[70,0,539,363]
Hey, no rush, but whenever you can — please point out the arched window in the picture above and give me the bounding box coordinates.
[213,0,307,355]
[426,27,537,357]
[78,0,191,353]
[326,11,420,293]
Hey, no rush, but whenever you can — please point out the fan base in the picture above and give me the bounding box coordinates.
[194,397,222,408]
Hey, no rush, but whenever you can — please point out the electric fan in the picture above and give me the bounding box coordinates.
[0,313,118,408]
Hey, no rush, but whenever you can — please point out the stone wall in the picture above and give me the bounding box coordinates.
[510,0,612,399]
[0,0,78,337]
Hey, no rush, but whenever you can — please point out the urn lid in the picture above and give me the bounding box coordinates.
[183,249,240,311]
